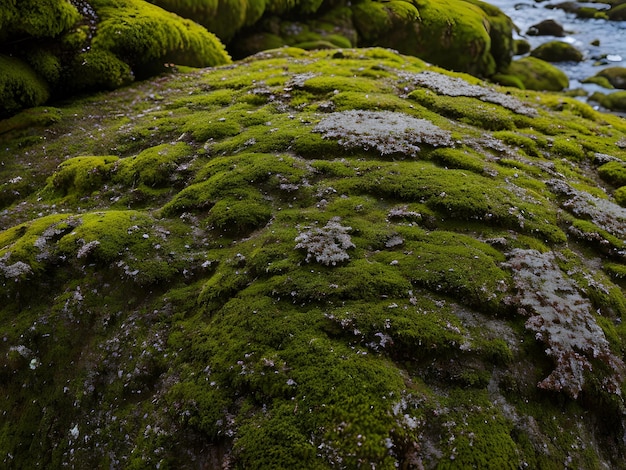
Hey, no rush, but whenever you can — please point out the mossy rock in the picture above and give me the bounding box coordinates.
[90,0,231,79]
[590,67,626,89]
[0,0,81,38]
[608,3,626,20]
[353,0,514,76]
[590,90,626,112]
[504,56,569,91]
[2,47,626,468]
[598,160,626,187]
[0,55,50,117]
[530,40,584,63]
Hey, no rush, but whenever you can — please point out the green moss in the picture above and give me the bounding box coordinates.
[0,106,62,135]
[408,89,517,131]
[615,185,626,206]
[437,390,519,469]
[114,142,193,188]
[91,0,231,77]
[505,57,569,91]
[44,156,119,199]
[590,90,626,112]
[66,49,134,91]
[592,67,626,89]
[598,160,626,187]
[530,41,583,63]
[353,0,512,77]
[2,0,80,38]
[582,75,614,89]
[0,55,50,117]
[4,46,626,469]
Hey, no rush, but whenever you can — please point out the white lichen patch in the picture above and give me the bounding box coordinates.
[548,179,626,240]
[504,249,625,398]
[295,217,355,266]
[0,255,33,280]
[314,110,453,156]
[401,71,538,117]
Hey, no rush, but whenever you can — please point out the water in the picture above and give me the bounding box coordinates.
[487,0,626,95]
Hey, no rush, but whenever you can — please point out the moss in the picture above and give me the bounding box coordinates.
[113,142,193,188]
[353,0,513,77]
[590,91,626,112]
[408,89,517,131]
[91,0,231,77]
[591,67,626,89]
[615,185,626,206]
[0,106,62,135]
[44,156,120,200]
[530,41,584,63]
[0,55,50,117]
[1,0,80,38]
[437,390,519,468]
[66,49,134,92]
[505,57,569,91]
[582,75,614,89]
[598,160,626,187]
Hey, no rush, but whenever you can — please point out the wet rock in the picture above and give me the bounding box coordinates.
[527,19,565,37]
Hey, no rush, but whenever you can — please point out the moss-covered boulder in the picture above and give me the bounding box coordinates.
[530,40,584,63]
[590,90,626,112]
[587,66,626,89]
[2,47,626,468]
[500,56,569,91]
[0,0,231,116]
[230,0,515,77]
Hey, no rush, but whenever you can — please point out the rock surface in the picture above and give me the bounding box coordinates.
[1,47,626,468]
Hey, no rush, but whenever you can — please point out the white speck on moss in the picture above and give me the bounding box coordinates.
[314,110,453,156]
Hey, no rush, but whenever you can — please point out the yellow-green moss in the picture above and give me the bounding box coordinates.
[91,0,231,77]
[505,56,569,91]
[0,55,50,117]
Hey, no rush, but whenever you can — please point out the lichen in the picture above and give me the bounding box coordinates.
[313,110,453,156]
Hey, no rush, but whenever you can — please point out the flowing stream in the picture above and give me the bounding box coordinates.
[487,0,626,96]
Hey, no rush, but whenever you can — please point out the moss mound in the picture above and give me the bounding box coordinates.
[530,40,584,63]
[1,47,626,468]
[503,56,570,91]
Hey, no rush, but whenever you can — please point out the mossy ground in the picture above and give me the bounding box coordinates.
[1,47,626,468]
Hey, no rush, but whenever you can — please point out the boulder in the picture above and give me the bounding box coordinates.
[591,67,626,89]
[2,47,626,468]
[527,19,565,37]
[503,56,569,91]
[591,90,626,111]
[231,0,516,77]
[531,40,584,62]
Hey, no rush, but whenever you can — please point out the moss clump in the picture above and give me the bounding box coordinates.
[91,0,231,78]
[504,57,569,91]
[590,90,626,112]
[586,66,626,89]
[0,55,50,117]
[614,185,626,207]
[530,41,584,63]
[598,160,626,187]
[44,156,120,200]
[353,0,514,77]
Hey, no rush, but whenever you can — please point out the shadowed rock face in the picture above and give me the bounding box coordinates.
[1,47,626,468]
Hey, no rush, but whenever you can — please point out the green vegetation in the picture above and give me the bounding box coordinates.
[1,46,626,468]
